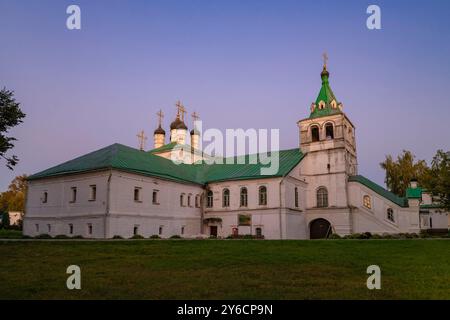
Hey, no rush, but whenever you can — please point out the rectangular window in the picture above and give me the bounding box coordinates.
[134,187,141,202]
[42,191,48,204]
[47,224,51,233]
[133,225,139,236]
[188,194,192,207]
[69,224,73,235]
[159,226,163,235]
[181,226,185,235]
[89,185,97,201]
[87,224,93,235]
[152,190,159,204]
[180,194,185,207]
[195,195,199,208]
[294,187,299,208]
[70,187,77,203]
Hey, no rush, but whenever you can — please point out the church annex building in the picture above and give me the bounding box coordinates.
[23,63,449,239]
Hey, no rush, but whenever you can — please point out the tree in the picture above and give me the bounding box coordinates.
[422,150,450,211]
[0,88,26,169]
[380,150,429,197]
[1,211,10,229]
[0,174,28,213]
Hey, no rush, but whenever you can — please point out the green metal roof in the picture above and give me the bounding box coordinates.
[348,175,409,207]
[406,187,422,199]
[420,204,444,209]
[28,143,305,185]
[309,67,343,119]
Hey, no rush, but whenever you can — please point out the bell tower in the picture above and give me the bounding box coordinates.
[297,56,357,212]
[298,56,357,177]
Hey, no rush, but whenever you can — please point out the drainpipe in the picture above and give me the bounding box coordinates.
[104,169,112,239]
[201,184,207,234]
[279,177,286,239]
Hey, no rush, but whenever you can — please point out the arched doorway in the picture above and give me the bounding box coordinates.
[310,218,332,239]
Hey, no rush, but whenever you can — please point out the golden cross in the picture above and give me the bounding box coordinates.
[136,130,147,151]
[179,103,187,121]
[322,52,328,69]
[175,100,186,120]
[156,109,164,127]
[191,111,199,122]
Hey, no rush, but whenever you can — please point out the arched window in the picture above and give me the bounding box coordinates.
[255,227,262,238]
[325,123,334,139]
[206,191,213,208]
[195,195,200,208]
[387,208,394,222]
[180,193,185,207]
[188,194,192,207]
[316,187,328,207]
[294,187,299,208]
[259,186,267,205]
[240,187,248,207]
[311,126,320,142]
[222,189,230,207]
[363,195,371,209]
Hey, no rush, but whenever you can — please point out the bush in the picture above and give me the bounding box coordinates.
[130,234,144,239]
[170,235,182,239]
[149,235,161,239]
[112,235,123,239]
[35,234,52,239]
[329,233,341,239]
[54,234,70,239]
[71,235,84,239]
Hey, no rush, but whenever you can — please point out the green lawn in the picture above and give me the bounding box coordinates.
[0,239,449,299]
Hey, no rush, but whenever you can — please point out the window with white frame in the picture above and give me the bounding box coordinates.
[152,190,159,204]
[70,187,77,203]
[206,191,213,208]
[42,191,48,204]
[259,186,267,205]
[240,187,248,207]
[387,208,394,222]
[89,185,97,201]
[316,187,328,207]
[134,187,142,202]
[222,189,230,207]
[363,195,372,209]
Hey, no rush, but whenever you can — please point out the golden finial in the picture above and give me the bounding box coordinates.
[156,109,164,127]
[136,130,147,151]
[175,100,186,121]
[322,52,328,70]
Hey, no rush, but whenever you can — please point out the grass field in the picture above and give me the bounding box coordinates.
[0,239,449,299]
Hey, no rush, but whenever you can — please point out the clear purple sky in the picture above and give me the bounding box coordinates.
[1,0,449,191]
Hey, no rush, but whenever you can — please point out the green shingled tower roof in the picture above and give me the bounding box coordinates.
[309,64,343,119]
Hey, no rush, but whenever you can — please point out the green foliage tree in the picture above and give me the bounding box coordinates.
[0,174,28,213]
[1,211,10,229]
[0,88,26,169]
[380,150,429,197]
[422,150,450,211]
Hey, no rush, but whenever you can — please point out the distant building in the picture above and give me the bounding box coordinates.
[8,211,23,226]
[23,62,448,239]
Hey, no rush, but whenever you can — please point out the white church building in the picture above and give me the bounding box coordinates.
[23,63,448,239]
